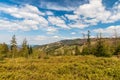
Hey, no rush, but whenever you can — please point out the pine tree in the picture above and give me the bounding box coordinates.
[28,45,33,55]
[10,35,17,58]
[21,38,29,58]
[94,33,112,57]
[82,30,91,55]
[87,30,91,45]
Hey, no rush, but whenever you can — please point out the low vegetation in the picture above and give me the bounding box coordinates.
[0,56,120,80]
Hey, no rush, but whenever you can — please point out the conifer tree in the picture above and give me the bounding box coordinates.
[87,30,91,45]
[21,38,29,58]
[94,33,111,57]
[28,45,33,55]
[10,35,17,58]
[82,30,91,55]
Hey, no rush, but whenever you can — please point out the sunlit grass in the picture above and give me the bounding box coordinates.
[0,55,120,80]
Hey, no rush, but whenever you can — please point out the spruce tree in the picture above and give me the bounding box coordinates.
[82,30,91,55]
[10,35,17,58]
[21,38,29,58]
[87,30,91,45]
[28,46,33,55]
[94,33,111,57]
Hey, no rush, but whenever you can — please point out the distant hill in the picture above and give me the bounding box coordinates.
[34,38,98,55]
[34,38,118,56]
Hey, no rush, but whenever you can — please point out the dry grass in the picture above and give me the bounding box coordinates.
[0,55,120,80]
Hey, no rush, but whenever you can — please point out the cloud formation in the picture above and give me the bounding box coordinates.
[93,25,120,37]
[0,4,48,31]
[0,0,120,45]
[0,0,120,32]
[66,0,120,28]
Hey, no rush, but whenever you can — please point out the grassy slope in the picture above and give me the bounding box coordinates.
[0,56,120,80]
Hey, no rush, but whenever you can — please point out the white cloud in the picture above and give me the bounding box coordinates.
[48,16,69,29]
[40,1,76,11]
[0,0,120,45]
[93,25,120,37]
[33,35,62,45]
[65,14,78,20]
[46,27,58,34]
[0,4,45,18]
[74,0,112,23]
[45,11,54,15]
[65,0,120,27]
[0,4,48,31]
[71,32,76,35]
[69,22,88,29]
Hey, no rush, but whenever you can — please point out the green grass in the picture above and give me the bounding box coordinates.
[0,56,120,80]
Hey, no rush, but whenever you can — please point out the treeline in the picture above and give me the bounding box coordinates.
[80,31,120,57]
[0,35,33,60]
[38,30,120,57]
[1,31,120,59]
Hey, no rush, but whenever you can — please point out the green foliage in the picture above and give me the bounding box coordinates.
[28,46,33,55]
[114,41,120,55]
[10,35,17,58]
[82,46,90,55]
[81,30,92,55]
[94,38,112,57]
[75,46,81,55]
[0,43,9,60]
[0,56,120,80]
[19,38,29,58]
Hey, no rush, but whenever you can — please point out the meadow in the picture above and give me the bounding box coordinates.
[0,55,120,80]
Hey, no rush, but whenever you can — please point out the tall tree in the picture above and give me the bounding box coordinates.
[87,30,91,45]
[28,45,33,55]
[21,38,29,58]
[81,30,92,55]
[94,33,111,57]
[10,35,17,58]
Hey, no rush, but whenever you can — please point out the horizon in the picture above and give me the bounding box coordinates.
[0,0,120,45]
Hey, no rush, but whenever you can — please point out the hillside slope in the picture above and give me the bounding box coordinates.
[34,38,97,55]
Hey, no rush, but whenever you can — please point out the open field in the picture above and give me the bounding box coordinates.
[0,56,120,80]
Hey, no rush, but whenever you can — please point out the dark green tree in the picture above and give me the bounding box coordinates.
[94,33,112,57]
[21,38,29,58]
[28,45,33,55]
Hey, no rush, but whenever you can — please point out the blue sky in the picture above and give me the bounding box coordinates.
[0,0,120,45]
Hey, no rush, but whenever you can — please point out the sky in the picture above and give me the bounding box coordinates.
[0,0,120,45]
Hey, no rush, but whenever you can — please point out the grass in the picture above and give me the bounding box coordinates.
[0,55,120,80]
